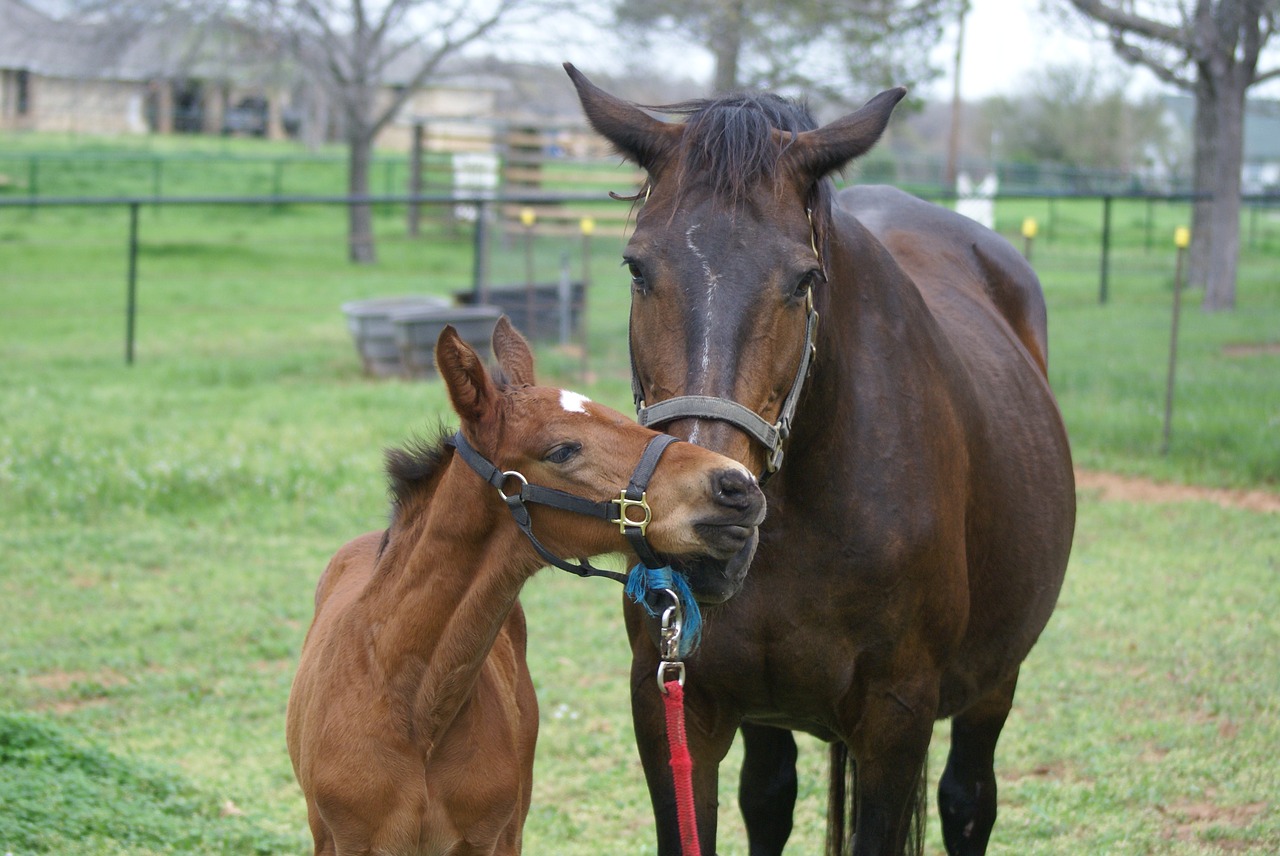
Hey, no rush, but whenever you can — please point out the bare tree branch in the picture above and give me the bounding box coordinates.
[1065,0,1189,47]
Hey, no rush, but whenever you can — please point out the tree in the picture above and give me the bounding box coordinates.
[613,0,960,105]
[981,65,1180,184]
[255,0,532,264]
[1063,0,1280,310]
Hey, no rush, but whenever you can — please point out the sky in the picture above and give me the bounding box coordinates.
[559,0,1162,102]
[931,0,1128,99]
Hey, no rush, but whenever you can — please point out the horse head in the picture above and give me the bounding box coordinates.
[565,63,904,478]
[437,317,765,603]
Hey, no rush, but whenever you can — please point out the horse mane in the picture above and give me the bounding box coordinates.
[650,92,822,208]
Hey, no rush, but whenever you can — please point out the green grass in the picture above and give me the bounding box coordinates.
[1,134,1278,853]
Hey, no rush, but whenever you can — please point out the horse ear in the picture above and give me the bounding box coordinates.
[437,325,500,425]
[564,62,678,174]
[491,316,535,386]
[786,87,907,180]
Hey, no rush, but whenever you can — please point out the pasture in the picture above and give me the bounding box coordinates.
[1,138,1278,854]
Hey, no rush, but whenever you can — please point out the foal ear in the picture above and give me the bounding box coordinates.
[437,325,499,425]
[491,316,536,386]
[785,87,907,180]
[565,62,679,174]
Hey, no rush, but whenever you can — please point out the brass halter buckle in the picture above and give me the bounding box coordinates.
[613,491,653,536]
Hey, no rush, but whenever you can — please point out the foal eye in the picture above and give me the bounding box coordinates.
[544,443,581,465]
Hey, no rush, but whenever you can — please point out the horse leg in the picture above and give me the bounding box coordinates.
[842,684,936,856]
[738,723,798,856]
[937,671,1018,856]
[630,661,738,855]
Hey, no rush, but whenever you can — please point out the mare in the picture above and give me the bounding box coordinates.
[286,318,765,856]
[566,64,1076,856]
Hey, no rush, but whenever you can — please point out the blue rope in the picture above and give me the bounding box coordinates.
[625,564,702,657]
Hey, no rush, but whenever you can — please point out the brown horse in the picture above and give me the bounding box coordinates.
[566,65,1076,856]
[286,318,765,856]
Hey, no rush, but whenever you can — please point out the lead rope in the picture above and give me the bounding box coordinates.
[656,589,701,856]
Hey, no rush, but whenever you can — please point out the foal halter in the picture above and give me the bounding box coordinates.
[446,430,680,583]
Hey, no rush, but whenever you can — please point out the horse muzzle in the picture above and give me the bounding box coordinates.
[673,467,765,604]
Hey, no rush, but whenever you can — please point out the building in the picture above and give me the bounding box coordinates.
[0,0,503,149]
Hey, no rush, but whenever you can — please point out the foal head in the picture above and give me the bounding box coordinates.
[436,318,765,603]
[566,64,905,477]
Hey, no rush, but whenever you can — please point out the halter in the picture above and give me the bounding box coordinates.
[629,210,822,477]
[445,430,680,583]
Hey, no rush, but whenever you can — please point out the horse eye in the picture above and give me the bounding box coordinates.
[545,443,581,465]
[793,269,822,299]
[623,259,648,293]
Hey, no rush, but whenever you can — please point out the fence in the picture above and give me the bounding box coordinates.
[2,189,1277,370]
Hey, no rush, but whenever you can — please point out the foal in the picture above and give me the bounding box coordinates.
[287,319,764,856]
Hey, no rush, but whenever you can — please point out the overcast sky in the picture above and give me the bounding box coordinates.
[932,0,1125,99]
[549,0,1158,101]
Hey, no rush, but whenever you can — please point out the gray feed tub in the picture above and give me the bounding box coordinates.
[394,304,503,379]
[342,296,450,377]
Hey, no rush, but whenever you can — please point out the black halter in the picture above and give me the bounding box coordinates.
[445,431,680,583]
[629,208,822,479]
[631,287,818,478]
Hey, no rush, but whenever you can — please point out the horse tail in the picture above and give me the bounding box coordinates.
[824,744,927,856]
[906,754,927,856]
[825,743,856,856]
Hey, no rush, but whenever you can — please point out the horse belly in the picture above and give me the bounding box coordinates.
[943,374,1075,716]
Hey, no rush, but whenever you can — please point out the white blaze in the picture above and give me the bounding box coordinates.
[684,222,719,445]
[560,390,591,414]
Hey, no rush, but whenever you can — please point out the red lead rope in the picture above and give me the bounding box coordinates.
[662,678,702,856]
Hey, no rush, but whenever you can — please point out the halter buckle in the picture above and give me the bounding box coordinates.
[496,470,528,500]
[614,491,653,536]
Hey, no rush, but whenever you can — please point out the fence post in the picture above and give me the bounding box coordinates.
[1161,227,1191,454]
[1099,195,1113,304]
[125,202,140,365]
[472,200,490,304]
[407,123,424,237]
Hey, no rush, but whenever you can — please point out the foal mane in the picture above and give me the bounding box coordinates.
[651,92,822,209]
[384,372,522,526]
[385,428,452,522]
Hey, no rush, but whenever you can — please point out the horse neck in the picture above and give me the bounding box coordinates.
[358,456,540,746]
[791,212,930,463]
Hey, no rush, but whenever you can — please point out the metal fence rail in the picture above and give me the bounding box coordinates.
[3,190,1277,366]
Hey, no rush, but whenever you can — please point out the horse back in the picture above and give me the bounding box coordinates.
[838,184,1050,375]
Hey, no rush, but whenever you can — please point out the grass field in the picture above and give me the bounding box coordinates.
[1,136,1278,854]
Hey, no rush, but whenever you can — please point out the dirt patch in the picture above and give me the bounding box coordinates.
[1157,797,1269,849]
[28,668,131,692]
[1222,342,1280,358]
[1076,470,1280,514]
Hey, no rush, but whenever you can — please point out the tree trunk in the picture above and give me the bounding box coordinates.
[710,0,746,93]
[348,131,376,265]
[1187,75,1216,290]
[1202,74,1245,311]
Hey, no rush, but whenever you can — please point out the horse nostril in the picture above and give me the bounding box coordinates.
[712,468,756,509]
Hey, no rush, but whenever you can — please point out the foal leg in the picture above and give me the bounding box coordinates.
[738,723,798,856]
[937,671,1019,856]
